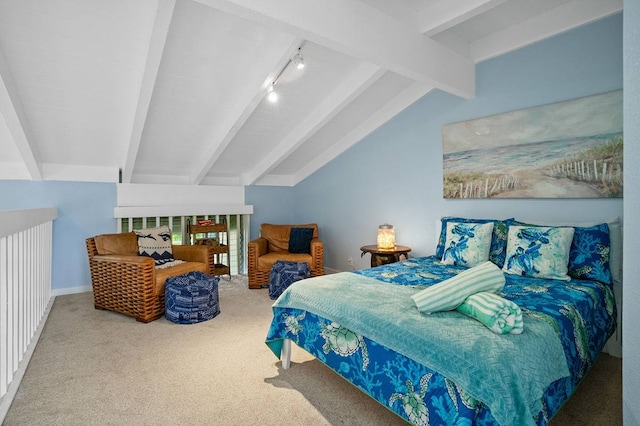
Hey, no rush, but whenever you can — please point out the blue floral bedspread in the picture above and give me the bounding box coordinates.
[264,256,616,425]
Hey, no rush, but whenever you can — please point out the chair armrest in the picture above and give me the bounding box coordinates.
[311,239,323,273]
[310,239,323,259]
[89,254,156,294]
[92,254,155,265]
[173,245,210,264]
[248,237,268,267]
[249,237,268,256]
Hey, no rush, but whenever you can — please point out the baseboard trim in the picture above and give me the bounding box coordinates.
[52,285,92,296]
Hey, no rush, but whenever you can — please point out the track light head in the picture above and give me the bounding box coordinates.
[293,49,305,70]
[267,84,278,102]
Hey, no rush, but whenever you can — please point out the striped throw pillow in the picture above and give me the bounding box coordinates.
[411,261,505,314]
[456,292,523,335]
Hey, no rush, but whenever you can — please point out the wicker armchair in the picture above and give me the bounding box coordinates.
[247,223,323,289]
[86,232,213,323]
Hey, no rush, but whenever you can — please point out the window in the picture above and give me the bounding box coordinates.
[118,214,248,275]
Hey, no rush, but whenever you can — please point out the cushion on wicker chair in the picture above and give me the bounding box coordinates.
[94,232,138,255]
[288,227,314,254]
[135,225,175,266]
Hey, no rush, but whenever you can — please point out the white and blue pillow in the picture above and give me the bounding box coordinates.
[503,225,575,281]
[436,217,512,267]
[135,225,175,267]
[440,222,494,267]
[507,219,614,286]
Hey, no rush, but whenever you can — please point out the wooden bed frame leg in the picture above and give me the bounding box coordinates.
[282,339,291,369]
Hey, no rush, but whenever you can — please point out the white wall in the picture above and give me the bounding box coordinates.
[623,2,639,424]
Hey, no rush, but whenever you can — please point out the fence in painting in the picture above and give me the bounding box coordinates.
[545,160,623,184]
[448,157,623,199]
[0,208,57,419]
[452,175,520,199]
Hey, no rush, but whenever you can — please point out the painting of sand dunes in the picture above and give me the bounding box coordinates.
[442,90,623,199]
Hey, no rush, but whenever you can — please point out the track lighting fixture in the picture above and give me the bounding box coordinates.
[293,48,304,70]
[265,45,305,103]
[267,84,278,103]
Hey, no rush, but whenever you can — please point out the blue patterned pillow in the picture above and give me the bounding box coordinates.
[436,217,512,267]
[503,226,575,281]
[507,219,613,286]
[134,225,175,266]
[567,223,613,285]
[441,222,494,267]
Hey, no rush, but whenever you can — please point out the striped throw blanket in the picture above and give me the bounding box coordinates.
[457,291,524,334]
[411,261,505,313]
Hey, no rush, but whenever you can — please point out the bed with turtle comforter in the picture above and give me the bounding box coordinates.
[264,217,619,425]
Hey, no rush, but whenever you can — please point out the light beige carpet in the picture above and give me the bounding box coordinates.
[3,276,621,425]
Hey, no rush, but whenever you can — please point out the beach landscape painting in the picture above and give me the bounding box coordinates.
[442,90,623,199]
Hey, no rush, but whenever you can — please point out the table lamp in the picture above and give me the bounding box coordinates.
[377,224,395,249]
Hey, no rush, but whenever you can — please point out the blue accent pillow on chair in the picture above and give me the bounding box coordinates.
[289,228,314,254]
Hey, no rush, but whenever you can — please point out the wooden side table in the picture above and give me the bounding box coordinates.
[188,223,230,277]
[360,245,411,267]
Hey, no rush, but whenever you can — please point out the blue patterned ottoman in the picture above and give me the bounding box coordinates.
[165,271,220,324]
[269,260,310,300]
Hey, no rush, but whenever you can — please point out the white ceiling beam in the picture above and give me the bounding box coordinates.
[253,174,295,187]
[41,163,119,183]
[357,0,419,30]
[193,0,475,98]
[0,163,31,180]
[289,81,434,186]
[470,0,623,63]
[189,36,300,185]
[0,46,42,180]
[121,0,176,183]
[419,0,509,36]
[244,63,386,186]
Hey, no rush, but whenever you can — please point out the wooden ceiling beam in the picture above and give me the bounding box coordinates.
[418,0,509,36]
[194,0,475,99]
[121,0,176,183]
[0,46,41,180]
[470,0,623,62]
[291,81,434,186]
[189,36,301,185]
[245,62,385,185]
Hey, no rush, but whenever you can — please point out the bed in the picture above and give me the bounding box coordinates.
[264,217,619,425]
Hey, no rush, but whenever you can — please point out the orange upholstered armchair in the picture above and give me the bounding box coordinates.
[247,223,324,289]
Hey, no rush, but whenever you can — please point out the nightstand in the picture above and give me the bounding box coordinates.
[360,245,411,267]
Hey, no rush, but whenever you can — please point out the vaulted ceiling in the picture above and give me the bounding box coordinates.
[0,0,622,186]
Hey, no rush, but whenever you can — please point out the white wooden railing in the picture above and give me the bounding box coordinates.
[0,207,57,421]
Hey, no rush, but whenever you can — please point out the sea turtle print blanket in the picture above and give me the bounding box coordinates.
[265,256,616,425]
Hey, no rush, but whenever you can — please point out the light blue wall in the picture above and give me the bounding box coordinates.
[623,1,639,423]
[245,185,294,238]
[0,15,625,296]
[293,13,623,272]
[0,180,117,292]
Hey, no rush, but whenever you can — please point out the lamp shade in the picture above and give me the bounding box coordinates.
[377,224,395,249]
